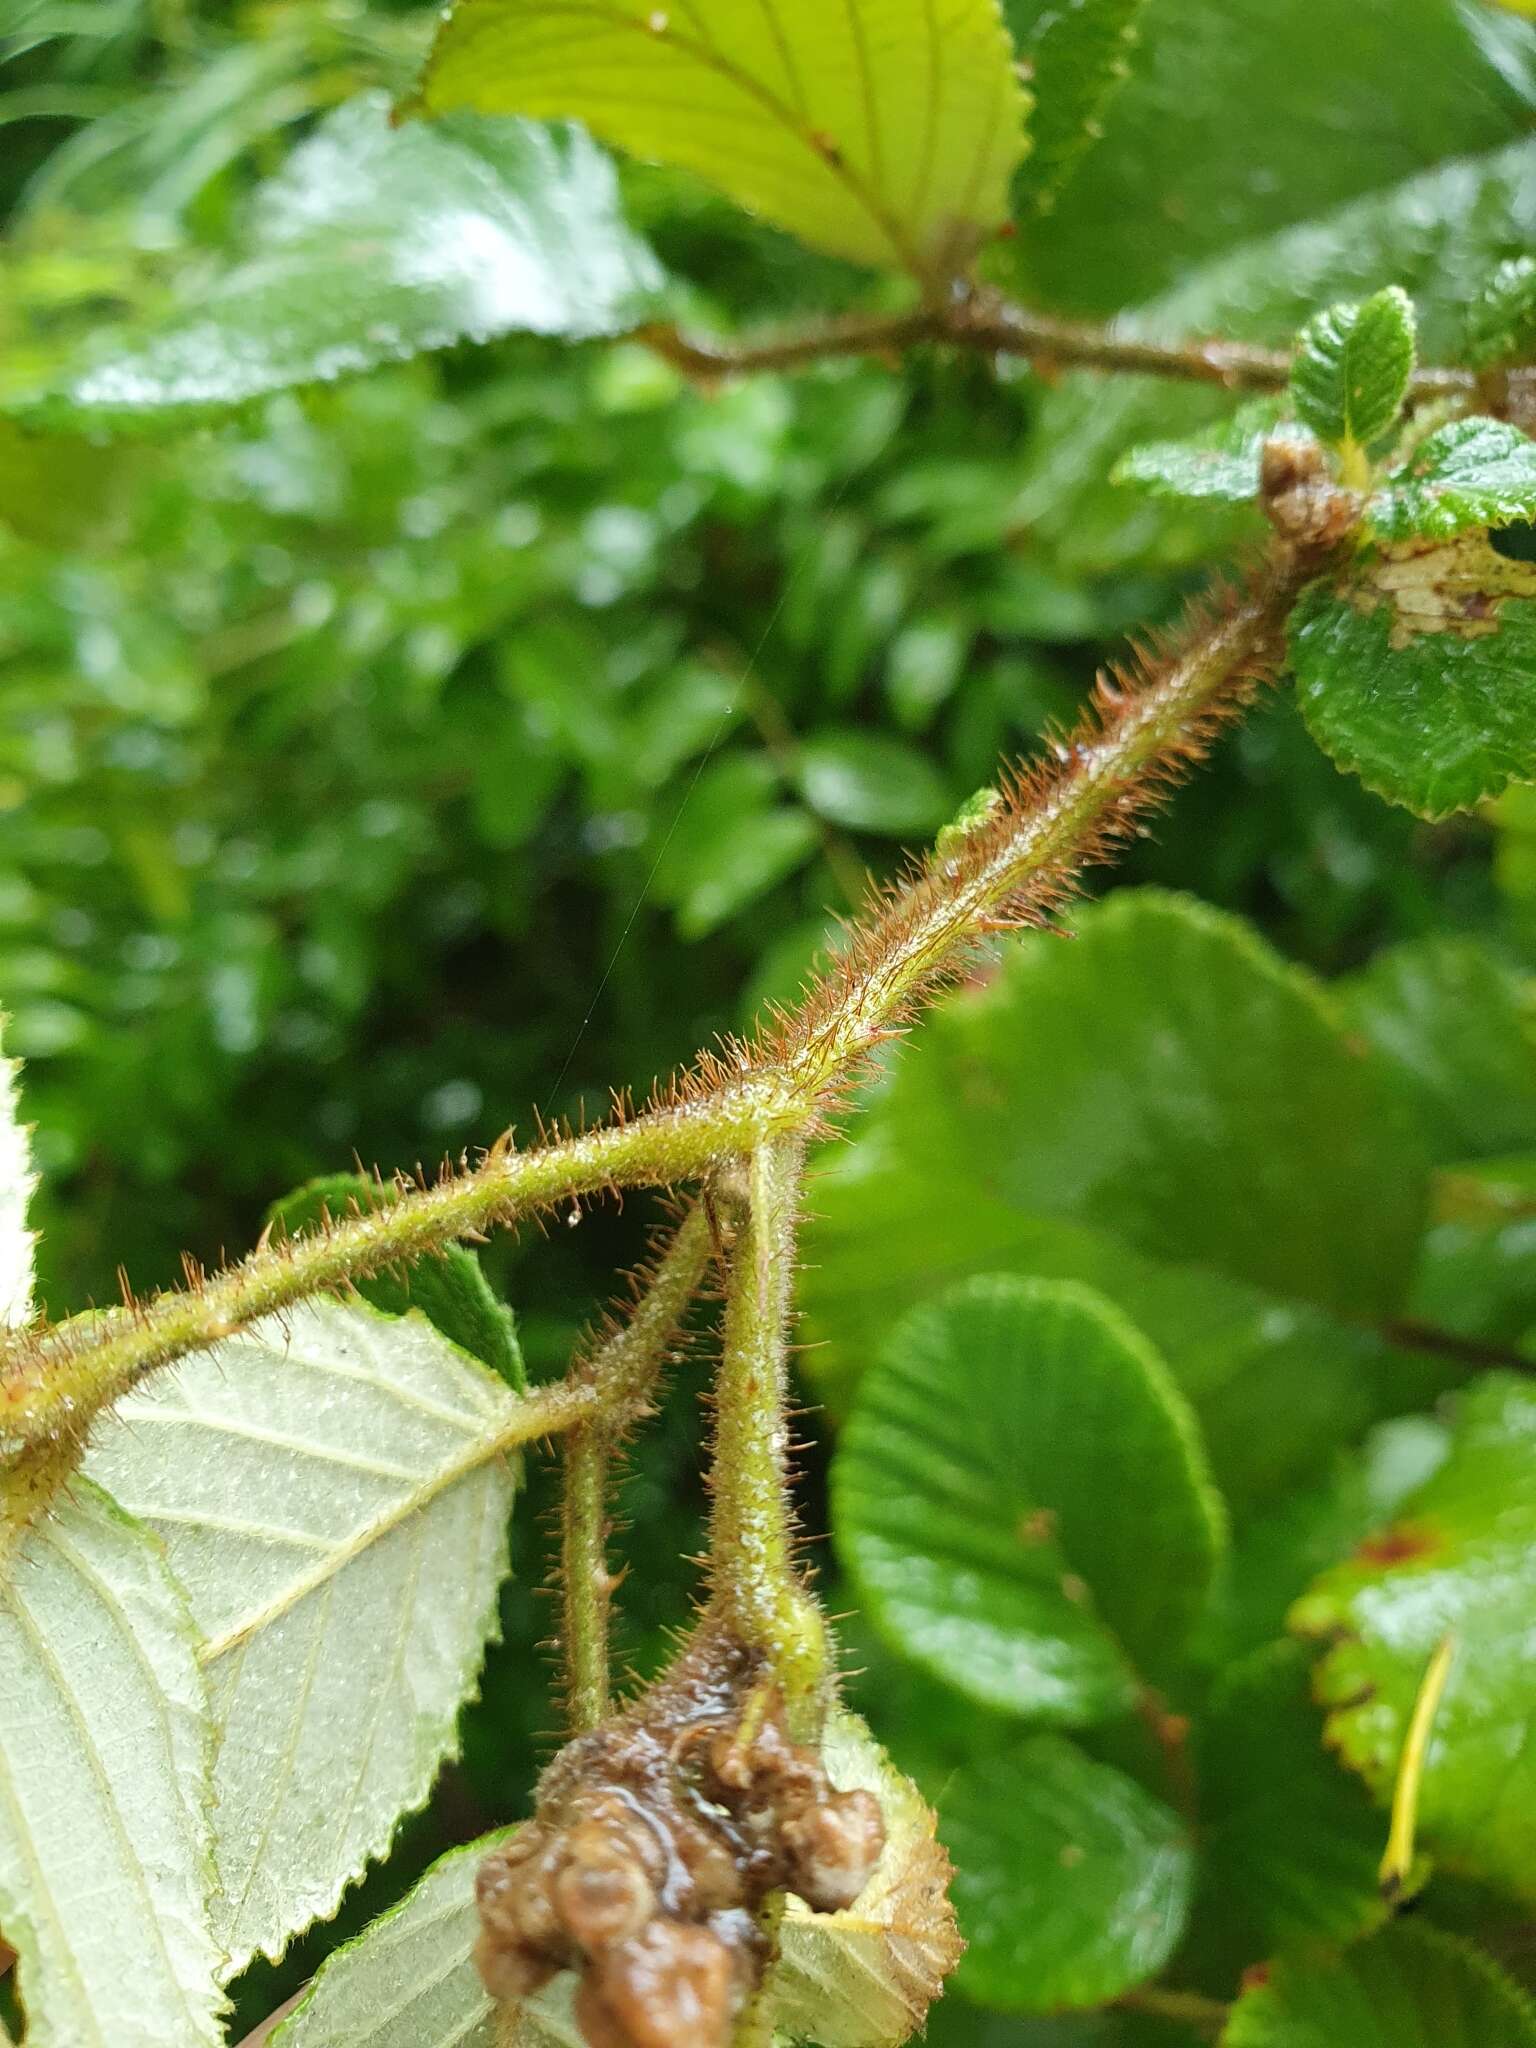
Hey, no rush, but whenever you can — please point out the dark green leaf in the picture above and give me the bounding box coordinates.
[1340,936,1536,1161]
[1462,255,1536,369]
[17,96,666,431]
[1290,535,1536,816]
[1290,288,1416,458]
[834,1275,1224,1721]
[267,1174,524,1390]
[1018,136,1536,573]
[1220,1416,1450,1662]
[802,892,1439,1509]
[1222,1923,1536,2047]
[1112,402,1287,505]
[943,1734,1193,2011]
[1186,1643,1386,1991]
[1011,0,1149,220]
[812,890,1426,1322]
[1370,418,1536,541]
[1292,1373,1536,1902]
[998,0,1528,313]
[797,730,951,835]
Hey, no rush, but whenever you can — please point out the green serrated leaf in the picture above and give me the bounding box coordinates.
[16,95,666,433]
[0,1481,224,2048]
[1290,533,1536,816]
[1010,0,1149,220]
[272,1828,515,2048]
[1186,1642,1386,1991]
[84,1301,521,1975]
[1291,1372,1536,1902]
[1112,400,1287,505]
[809,889,1427,1329]
[1222,1922,1536,2047]
[834,1276,1225,1721]
[765,1709,962,2048]
[1018,136,1536,575]
[1340,936,1536,1161]
[278,1712,957,2048]
[0,1018,34,1329]
[1462,254,1536,369]
[1370,414,1536,539]
[802,892,1440,1511]
[942,1734,1193,2011]
[1290,288,1416,462]
[412,0,1028,282]
[1220,1416,1451,1663]
[268,1175,524,1390]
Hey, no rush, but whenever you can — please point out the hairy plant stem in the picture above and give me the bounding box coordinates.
[0,551,1306,1468]
[708,1137,827,1718]
[560,1206,716,1731]
[0,1094,760,1457]
[645,292,1501,404]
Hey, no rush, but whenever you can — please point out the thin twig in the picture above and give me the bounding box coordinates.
[644,292,1506,404]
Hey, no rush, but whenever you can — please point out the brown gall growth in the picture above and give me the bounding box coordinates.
[474,1630,886,2048]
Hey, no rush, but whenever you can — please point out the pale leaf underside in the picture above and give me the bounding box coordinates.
[84,1301,520,1977]
[0,1483,223,2048]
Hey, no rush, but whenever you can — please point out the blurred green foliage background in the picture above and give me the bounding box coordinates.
[4,3,1536,2037]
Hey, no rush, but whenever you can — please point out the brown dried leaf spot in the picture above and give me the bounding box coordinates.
[474,1628,887,2048]
[1342,534,1536,649]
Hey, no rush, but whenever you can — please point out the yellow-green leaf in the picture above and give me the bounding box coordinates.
[411,0,1029,281]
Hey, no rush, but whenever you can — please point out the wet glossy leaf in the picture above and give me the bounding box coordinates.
[1019,136,1536,572]
[943,1734,1193,2010]
[834,1276,1224,1720]
[1340,936,1536,1161]
[1292,1373,1536,1901]
[1369,417,1536,541]
[1222,1923,1536,2047]
[1000,0,1527,312]
[1461,254,1536,367]
[84,1301,521,1974]
[1290,288,1415,457]
[1009,0,1148,219]
[19,95,666,431]
[413,0,1028,281]
[1113,401,1286,505]
[1186,1643,1385,1990]
[1220,1415,1450,1662]
[0,1483,224,2048]
[809,889,1426,1328]
[1290,535,1536,816]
